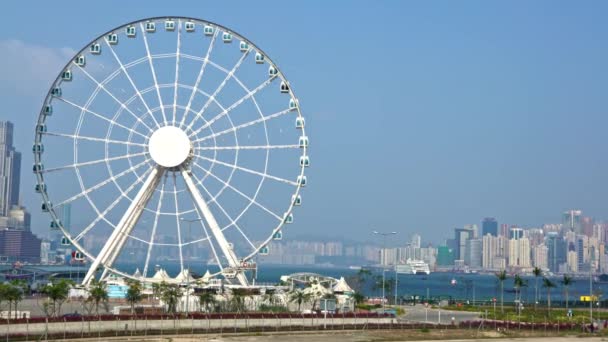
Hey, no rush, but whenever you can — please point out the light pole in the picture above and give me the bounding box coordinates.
[180,218,202,314]
[373,230,397,313]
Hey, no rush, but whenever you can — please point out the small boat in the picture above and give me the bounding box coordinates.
[450,278,457,286]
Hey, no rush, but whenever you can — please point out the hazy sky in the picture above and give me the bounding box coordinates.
[1,1,608,246]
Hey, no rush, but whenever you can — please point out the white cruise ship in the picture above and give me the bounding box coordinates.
[395,259,431,275]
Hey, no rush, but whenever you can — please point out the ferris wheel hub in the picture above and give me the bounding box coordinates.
[148,126,191,168]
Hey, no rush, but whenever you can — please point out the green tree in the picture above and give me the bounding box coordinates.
[513,274,527,315]
[352,292,365,308]
[289,289,311,312]
[198,291,216,312]
[87,280,108,315]
[495,270,508,313]
[230,288,248,313]
[561,274,574,310]
[532,267,542,309]
[6,280,26,318]
[160,282,180,314]
[373,275,393,299]
[543,277,556,317]
[41,279,74,317]
[125,280,143,315]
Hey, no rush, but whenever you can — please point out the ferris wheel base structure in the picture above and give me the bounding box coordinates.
[33,17,309,288]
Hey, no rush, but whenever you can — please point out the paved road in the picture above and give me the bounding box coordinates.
[400,304,480,324]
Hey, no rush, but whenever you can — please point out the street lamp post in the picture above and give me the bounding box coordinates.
[180,218,203,314]
[373,230,397,313]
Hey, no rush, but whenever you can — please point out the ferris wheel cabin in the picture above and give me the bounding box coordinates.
[75,55,86,67]
[165,19,175,31]
[145,21,156,33]
[126,26,136,37]
[185,21,195,32]
[90,43,101,55]
[107,33,118,45]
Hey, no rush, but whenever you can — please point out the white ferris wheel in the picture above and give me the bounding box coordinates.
[33,17,309,286]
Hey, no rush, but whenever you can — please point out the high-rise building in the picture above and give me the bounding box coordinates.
[437,245,454,266]
[546,232,567,273]
[509,234,531,268]
[567,250,578,272]
[0,229,41,263]
[510,227,523,240]
[582,217,594,237]
[500,224,509,238]
[0,121,21,217]
[482,233,504,269]
[410,234,421,249]
[563,210,582,234]
[465,224,479,239]
[465,238,482,268]
[533,244,548,269]
[455,227,473,261]
[482,218,498,236]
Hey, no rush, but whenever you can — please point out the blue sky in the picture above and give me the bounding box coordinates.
[2,1,608,246]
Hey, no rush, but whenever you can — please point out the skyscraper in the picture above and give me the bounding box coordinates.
[482,218,498,236]
[546,232,566,273]
[454,227,472,262]
[562,210,582,234]
[0,121,21,217]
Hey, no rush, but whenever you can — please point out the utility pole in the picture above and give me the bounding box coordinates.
[373,230,397,313]
[394,268,398,305]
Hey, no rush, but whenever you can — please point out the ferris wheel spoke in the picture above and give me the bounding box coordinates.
[188,75,278,138]
[83,166,164,285]
[191,171,257,250]
[181,167,248,285]
[186,47,252,133]
[142,175,166,278]
[73,63,155,133]
[179,30,219,129]
[196,144,299,151]
[195,155,297,186]
[43,131,147,147]
[194,108,292,144]
[187,196,224,272]
[73,165,155,243]
[56,157,151,207]
[54,97,149,140]
[139,23,168,126]
[104,38,161,129]
[172,173,185,273]
[171,20,182,126]
[43,151,148,174]
[191,161,282,221]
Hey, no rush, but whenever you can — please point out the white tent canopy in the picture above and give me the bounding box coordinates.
[332,277,353,293]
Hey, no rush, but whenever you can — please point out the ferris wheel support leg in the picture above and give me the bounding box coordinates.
[181,168,249,286]
[82,166,164,285]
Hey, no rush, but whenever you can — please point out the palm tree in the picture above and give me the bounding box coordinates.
[496,270,508,313]
[88,280,108,315]
[289,289,311,312]
[125,280,143,315]
[513,275,528,315]
[198,291,216,312]
[532,267,542,309]
[542,277,556,317]
[561,274,574,310]
[41,279,73,317]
